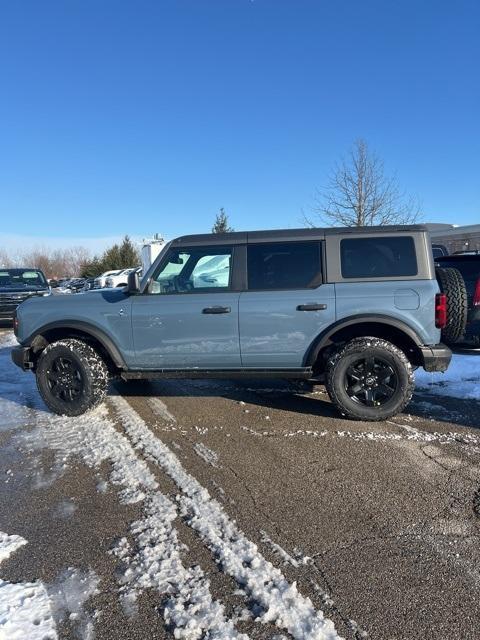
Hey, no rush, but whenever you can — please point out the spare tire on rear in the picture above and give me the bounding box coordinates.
[435,267,468,344]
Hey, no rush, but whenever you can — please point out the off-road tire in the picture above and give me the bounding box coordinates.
[325,337,414,421]
[36,338,109,416]
[435,267,468,344]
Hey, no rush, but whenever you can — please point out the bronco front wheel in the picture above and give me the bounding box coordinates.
[325,337,414,421]
[36,338,109,416]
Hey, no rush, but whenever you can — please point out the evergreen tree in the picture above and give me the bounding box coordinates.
[212,208,234,233]
[80,236,140,277]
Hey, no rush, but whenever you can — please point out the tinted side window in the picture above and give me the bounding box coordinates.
[340,236,418,279]
[247,242,321,290]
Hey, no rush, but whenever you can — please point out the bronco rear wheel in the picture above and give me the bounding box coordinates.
[325,337,414,421]
[36,338,109,416]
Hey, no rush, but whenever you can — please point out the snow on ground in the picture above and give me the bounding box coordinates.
[47,568,99,640]
[0,334,246,639]
[111,395,342,640]
[415,353,480,400]
[193,442,221,468]
[0,327,478,640]
[0,533,26,564]
[0,531,58,640]
[21,409,245,640]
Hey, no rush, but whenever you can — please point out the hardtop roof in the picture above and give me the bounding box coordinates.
[171,224,428,246]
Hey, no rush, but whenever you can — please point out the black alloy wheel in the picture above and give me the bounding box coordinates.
[325,337,414,421]
[45,355,83,403]
[36,338,109,416]
[345,355,397,407]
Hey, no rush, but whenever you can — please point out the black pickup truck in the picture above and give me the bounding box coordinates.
[0,268,50,322]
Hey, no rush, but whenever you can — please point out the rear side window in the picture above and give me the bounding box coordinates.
[247,242,322,290]
[340,236,418,279]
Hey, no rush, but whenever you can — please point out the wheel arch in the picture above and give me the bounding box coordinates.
[304,315,425,371]
[26,321,126,373]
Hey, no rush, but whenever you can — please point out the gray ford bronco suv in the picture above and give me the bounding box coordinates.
[12,225,456,421]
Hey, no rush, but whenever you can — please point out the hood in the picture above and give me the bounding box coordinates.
[0,285,49,294]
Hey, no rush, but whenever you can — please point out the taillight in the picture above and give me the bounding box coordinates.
[473,278,480,307]
[435,293,447,329]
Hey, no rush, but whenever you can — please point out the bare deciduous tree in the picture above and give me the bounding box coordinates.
[0,246,93,278]
[307,139,421,227]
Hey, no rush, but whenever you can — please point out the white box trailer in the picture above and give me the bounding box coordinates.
[141,234,166,272]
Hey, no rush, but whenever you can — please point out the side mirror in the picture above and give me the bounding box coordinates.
[127,270,140,294]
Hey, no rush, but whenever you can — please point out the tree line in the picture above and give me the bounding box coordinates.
[0,237,141,280]
[0,139,420,279]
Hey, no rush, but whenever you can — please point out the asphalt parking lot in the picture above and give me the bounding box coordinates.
[1,327,480,640]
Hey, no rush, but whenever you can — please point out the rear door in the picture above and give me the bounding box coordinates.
[239,241,336,368]
[131,245,241,369]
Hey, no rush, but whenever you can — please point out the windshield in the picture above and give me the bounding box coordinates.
[0,269,48,288]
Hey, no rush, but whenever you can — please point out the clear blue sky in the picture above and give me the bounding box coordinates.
[0,0,478,246]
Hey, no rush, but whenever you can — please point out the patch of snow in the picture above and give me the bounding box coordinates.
[112,492,245,638]
[260,531,299,568]
[47,567,99,640]
[241,426,277,437]
[194,426,209,435]
[96,479,108,493]
[283,430,327,438]
[310,581,334,608]
[53,499,77,519]
[348,619,369,638]
[337,426,480,456]
[0,530,58,640]
[110,395,342,640]
[416,354,480,401]
[193,443,220,468]
[21,407,241,639]
[149,398,177,423]
[0,533,27,564]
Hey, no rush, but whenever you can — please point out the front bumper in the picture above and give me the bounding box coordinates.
[11,346,35,371]
[419,343,452,372]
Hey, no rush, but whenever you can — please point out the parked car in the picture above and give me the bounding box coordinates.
[0,268,50,322]
[93,270,123,289]
[435,254,480,347]
[65,278,87,293]
[432,243,449,258]
[82,277,96,291]
[12,224,464,420]
[105,267,142,288]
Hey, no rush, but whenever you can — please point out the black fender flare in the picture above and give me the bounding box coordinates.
[303,314,424,367]
[24,320,127,369]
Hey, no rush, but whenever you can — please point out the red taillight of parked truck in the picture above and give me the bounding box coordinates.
[435,293,447,329]
[473,278,480,307]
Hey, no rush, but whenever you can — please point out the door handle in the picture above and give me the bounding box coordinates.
[297,304,327,311]
[202,306,231,314]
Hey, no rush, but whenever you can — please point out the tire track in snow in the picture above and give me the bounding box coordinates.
[8,402,247,637]
[110,395,343,640]
[21,410,247,639]
[2,333,246,638]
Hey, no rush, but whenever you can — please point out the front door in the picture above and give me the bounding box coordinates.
[131,245,241,369]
